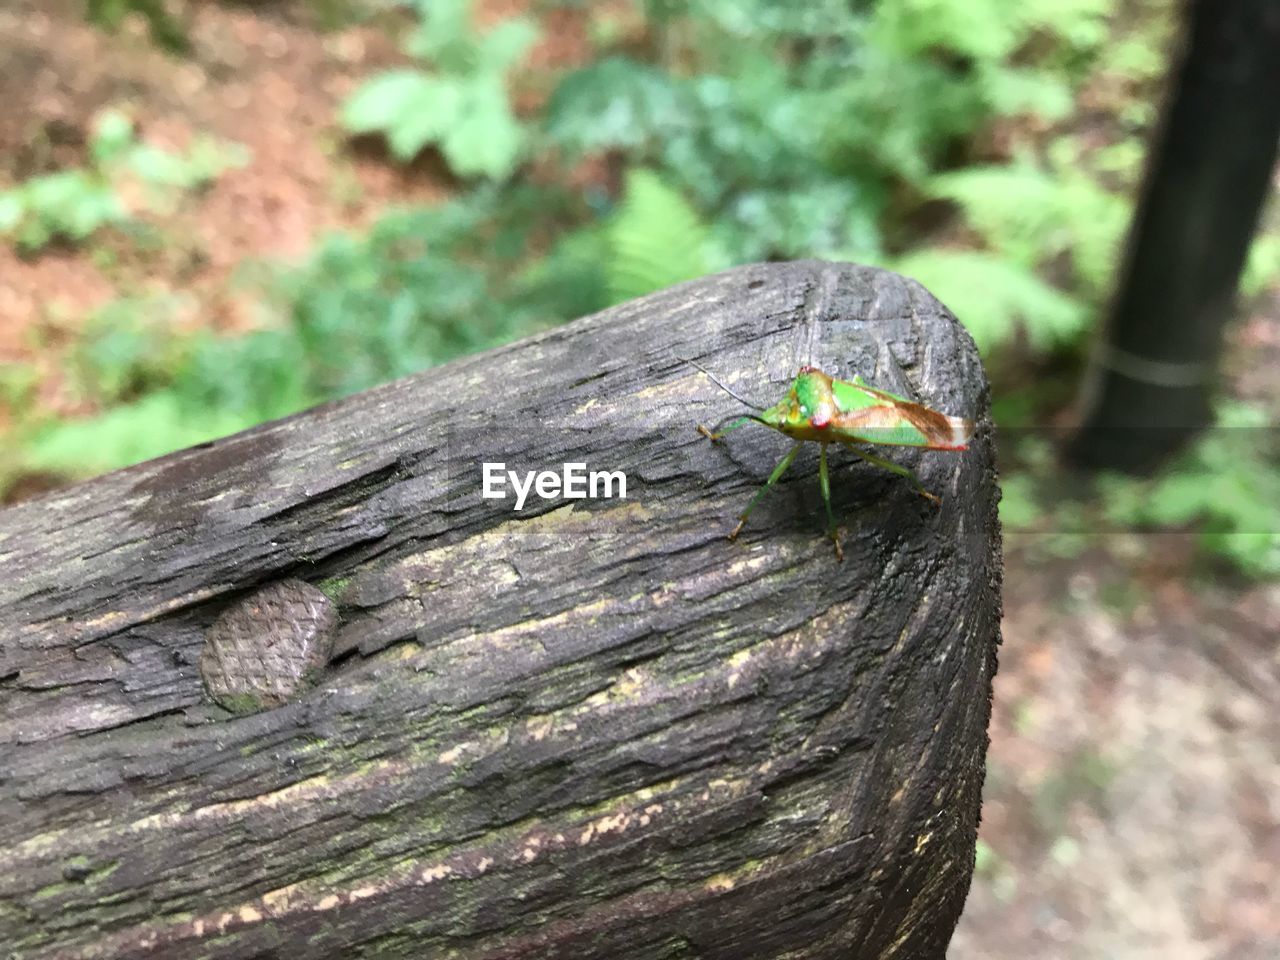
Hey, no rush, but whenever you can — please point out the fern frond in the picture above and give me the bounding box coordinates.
[892,249,1090,353]
[927,162,1128,297]
[607,170,711,303]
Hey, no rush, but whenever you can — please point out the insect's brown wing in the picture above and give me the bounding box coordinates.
[830,402,973,449]
[898,401,974,449]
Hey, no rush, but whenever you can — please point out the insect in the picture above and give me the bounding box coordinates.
[685,358,974,561]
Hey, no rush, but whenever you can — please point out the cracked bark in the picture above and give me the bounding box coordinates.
[0,260,1002,960]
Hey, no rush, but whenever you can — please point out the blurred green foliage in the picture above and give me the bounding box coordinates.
[84,0,365,49]
[893,151,1128,352]
[86,0,189,53]
[1099,404,1280,578]
[20,194,556,476]
[0,109,246,253]
[340,0,537,177]
[8,0,1280,578]
[997,409,1280,579]
[605,169,716,302]
[891,250,1089,354]
[70,295,192,406]
[0,171,126,254]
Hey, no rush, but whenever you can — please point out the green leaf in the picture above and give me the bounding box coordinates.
[0,192,24,233]
[1242,232,1280,297]
[90,109,136,167]
[1139,473,1211,526]
[2,105,243,253]
[477,18,539,72]
[1200,533,1280,578]
[126,145,187,186]
[1097,402,1280,577]
[981,66,1073,120]
[126,138,246,190]
[718,180,881,261]
[341,70,456,138]
[997,473,1043,529]
[892,249,1090,353]
[340,39,525,177]
[385,82,465,161]
[405,0,472,63]
[86,0,190,52]
[441,79,524,178]
[927,161,1128,298]
[545,57,689,156]
[607,169,710,303]
[26,391,254,477]
[73,295,190,404]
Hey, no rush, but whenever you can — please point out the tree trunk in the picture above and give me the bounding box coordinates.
[0,260,1002,960]
[1070,0,1280,471]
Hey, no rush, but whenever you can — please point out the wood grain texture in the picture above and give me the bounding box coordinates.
[0,260,1002,960]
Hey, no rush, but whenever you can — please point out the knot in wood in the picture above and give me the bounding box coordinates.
[199,579,337,713]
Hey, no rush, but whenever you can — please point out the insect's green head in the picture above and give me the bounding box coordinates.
[760,367,836,431]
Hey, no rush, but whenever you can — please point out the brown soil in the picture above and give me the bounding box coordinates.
[952,541,1280,960]
[954,298,1280,959]
[1,0,462,420]
[0,0,602,427]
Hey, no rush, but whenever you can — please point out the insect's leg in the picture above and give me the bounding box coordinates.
[697,416,755,442]
[851,447,941,505]
[730,442,803,540]
[818,442,843,561]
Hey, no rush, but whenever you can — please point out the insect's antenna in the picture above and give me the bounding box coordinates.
[676,355,766,410]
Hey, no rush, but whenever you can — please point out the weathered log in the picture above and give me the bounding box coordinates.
[0,260,1002,960]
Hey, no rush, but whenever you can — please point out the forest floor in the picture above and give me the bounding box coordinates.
[0,0,448,423]
[1,3,1277,958]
